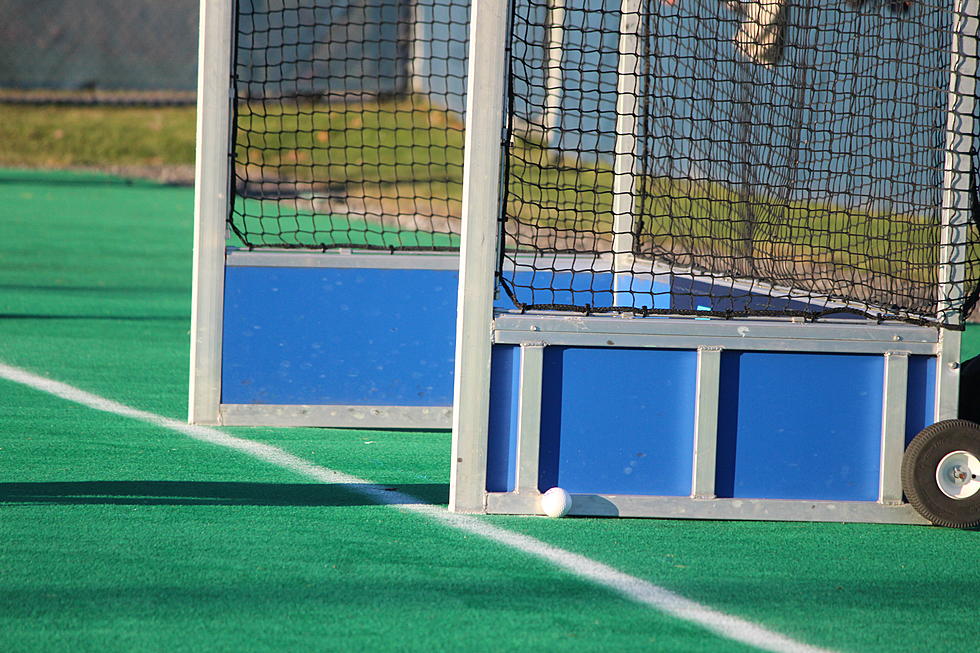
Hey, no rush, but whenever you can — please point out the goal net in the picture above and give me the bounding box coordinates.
[228,0,468,252]
[499,0,980,326]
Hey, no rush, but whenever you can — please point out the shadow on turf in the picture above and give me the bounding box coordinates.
[0,175,151,187]
[0,481,450,508]
[0,283,187,294]
[0,313,187,322]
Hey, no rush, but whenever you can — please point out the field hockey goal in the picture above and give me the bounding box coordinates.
[451,0,980,525]
[190,0,469,427]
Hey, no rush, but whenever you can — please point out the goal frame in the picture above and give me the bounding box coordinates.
[189,0,462,428]
[450,0,978,524]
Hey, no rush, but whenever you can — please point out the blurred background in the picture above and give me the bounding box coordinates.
[0,0,469,187]
[0,0,199,183]
[1,0,976,323]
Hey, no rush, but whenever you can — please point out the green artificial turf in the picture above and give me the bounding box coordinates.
[2,168,980,652]
[962,326,980,361]
[0,168,755,651]
[0,169,193,417]
[230,197,461,250]
[3,381,759,653]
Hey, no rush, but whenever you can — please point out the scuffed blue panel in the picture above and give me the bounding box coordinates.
[486,346,521,493]
[715,352,883,501]
[538,347,697,496]
[222,266,456,406]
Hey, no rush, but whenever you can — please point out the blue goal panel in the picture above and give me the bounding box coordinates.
[537,346,698,496]
[222,266,457,406]
[486,345,521,493]
[715,351,884,501]
[479,334,941,511]
[906,354,937,445]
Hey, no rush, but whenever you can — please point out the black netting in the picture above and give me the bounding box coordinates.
[229,0,468,251]
[500,0,980,326]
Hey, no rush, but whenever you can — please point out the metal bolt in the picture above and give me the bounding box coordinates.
[949,361,960,370]
[530,325,539,332]
[952,466,968,485]
[892,335,902,341]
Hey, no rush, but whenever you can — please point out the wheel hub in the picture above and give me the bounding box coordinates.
[935,450,980,500]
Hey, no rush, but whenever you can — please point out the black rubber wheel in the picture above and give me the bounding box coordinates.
[902,419,980,528]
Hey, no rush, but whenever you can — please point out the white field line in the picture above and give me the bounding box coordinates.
[0,361,833,653]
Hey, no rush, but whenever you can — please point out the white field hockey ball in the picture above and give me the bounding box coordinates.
[540,487,572,518]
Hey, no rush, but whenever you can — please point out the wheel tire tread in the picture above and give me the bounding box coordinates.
[902,419,980,529]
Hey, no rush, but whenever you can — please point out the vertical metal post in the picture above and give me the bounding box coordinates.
[516,344,545,494]
[937,328,962,421]
[612,0,642,305]
[449,0,510,513]
[938,0,977,326]
[189,0,234,425]
[691,346,721,498]
[543,0,565,150]
[879,352,909,504]
[935,0,976,419]
[411,0,428,95]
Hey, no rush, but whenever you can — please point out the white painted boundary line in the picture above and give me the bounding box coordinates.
[0,361,833,653]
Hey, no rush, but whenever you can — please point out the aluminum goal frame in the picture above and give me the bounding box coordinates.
[450,0,978,524]
[189,0,464,428]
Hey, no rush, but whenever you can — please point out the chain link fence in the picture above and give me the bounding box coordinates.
[0,0,198,103]
[0,0,469,110]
